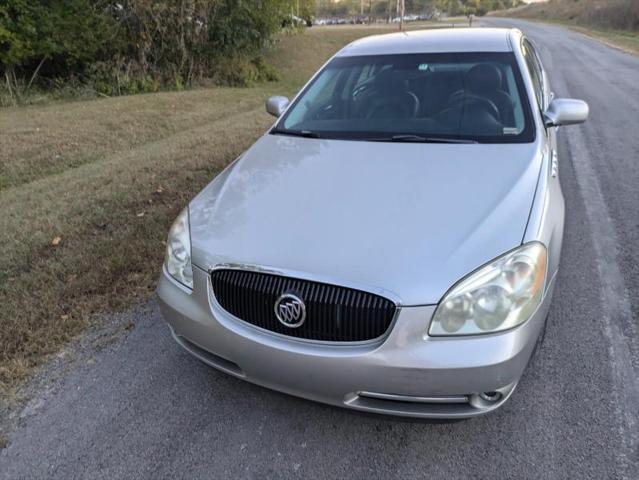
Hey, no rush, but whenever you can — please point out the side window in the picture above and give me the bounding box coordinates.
[522,39,545,110]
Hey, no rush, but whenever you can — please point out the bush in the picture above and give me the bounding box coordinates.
[0,0,303,102]
[0,1,114,75]
[211,55,280,87]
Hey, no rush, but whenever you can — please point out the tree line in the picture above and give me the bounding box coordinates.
[0,0,312,101]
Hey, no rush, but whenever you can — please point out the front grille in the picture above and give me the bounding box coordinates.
[210,269,397,342]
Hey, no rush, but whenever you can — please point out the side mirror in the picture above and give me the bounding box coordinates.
[266,96,289,118]
[543,98,589,127]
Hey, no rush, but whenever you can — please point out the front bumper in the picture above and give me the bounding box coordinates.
[157,265,555,419]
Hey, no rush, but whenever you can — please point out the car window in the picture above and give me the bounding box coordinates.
[522,39,545,110]
[276,52,535,144]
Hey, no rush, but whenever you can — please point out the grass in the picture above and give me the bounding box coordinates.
[561,25,639,55]
[0,23,433,396]
[491,0,639,55]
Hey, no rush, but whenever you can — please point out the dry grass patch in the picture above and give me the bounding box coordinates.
[493,0,639,55]
[0,88,269,190]
[0,24,412,393]
[0,109,268,388]
[506,0,639,31]
[566,26,639,55]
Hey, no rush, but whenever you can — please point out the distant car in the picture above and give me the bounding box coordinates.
[283,14,306,28]
[418,11,436,21]
[158,28,588,418]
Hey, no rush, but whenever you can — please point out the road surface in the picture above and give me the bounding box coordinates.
[1,18,638,480]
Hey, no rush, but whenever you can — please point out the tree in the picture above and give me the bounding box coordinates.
[1,0,306,95]
[0,0,113,76]
[298,0,317,23]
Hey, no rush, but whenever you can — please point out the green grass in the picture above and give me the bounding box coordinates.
[0,23,429,395]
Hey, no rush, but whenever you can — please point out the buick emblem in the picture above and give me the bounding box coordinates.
[274,293,306,328]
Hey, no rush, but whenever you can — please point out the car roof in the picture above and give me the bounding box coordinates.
[336,28,517,56]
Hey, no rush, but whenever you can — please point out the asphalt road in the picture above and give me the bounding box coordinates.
[2,19,638,480]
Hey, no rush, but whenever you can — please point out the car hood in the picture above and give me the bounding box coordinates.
[190,134,542,306]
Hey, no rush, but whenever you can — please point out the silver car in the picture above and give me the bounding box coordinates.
[157,28,588,418]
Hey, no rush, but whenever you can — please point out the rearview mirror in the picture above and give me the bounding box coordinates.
[266,96,289,118]
[543,98,589,127]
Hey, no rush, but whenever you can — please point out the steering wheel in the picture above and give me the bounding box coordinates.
[443,94,501,122]
[305,100,343,121]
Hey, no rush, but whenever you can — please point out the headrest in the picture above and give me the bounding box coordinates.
[466,64,502,93]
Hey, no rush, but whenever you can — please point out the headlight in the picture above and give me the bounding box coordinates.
[164,208,193,289]
[428,242,547,336]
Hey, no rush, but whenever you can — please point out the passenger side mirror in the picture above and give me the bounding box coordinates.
[543,98,589,127]
[266,96,289,118]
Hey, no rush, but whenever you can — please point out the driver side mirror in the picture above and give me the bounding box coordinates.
[266,96,289,118]
[543,98,589,127]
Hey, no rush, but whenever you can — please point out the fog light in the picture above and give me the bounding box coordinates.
[479,391,502,402]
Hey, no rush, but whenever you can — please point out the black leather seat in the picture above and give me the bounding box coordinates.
[363,70,420,119]
[452,64,515,126]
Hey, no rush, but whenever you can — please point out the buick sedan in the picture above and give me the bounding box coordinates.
[157,28,588,418]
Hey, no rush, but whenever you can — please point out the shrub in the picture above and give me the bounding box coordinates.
[0,1,114,76]
[0,0,303,102]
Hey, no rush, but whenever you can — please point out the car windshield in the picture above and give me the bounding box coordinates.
[274,52,535,143]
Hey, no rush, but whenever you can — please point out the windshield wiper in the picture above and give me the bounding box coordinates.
[388,135,478,144]
[271,128,321,139]
[421,137,478,144]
